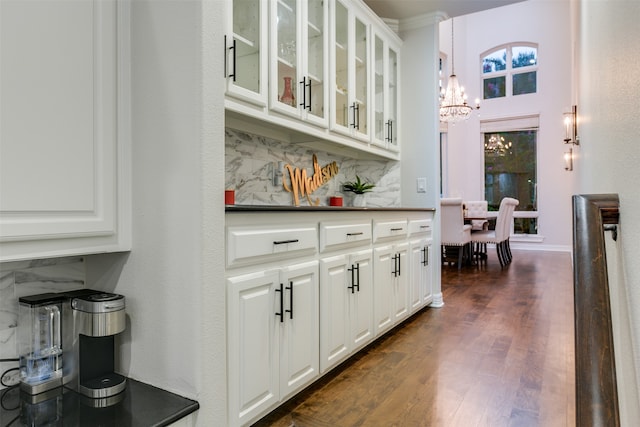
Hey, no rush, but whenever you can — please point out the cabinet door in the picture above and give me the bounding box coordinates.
[386,44,399,151]
[0,0,128,261]
[303,0,329,126]
[372,34,385,146]
[373,245,394,336]
[319,254,350,373]
[271,0,301,115]
[350,248,374,352]
[422,242,433,305]
[279,261,319,400]
[227,270,280,427]
[225,0,268,105]
[392,242,409,323]
[330,0,368,141]
[409,239,425,312]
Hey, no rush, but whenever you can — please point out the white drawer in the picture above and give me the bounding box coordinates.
[319,221,372,252]
[408,219,432,235]
[373,219,408,242]
[227,224,318,267]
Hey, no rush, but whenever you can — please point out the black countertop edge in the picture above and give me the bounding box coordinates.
[226,204,436,212]
[0,378,199,427]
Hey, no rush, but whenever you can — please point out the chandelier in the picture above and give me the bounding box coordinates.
[485,134,512,156]
[439,19,479,123]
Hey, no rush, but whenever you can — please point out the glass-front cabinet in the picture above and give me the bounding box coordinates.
[371,30,399,152]
[331,0,369,142]
[270,0,328,127]
[225,0,268,106]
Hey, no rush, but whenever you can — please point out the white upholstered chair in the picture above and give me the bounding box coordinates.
[471,197,519,267]
[440,198,472,269]
[464,200,489,231]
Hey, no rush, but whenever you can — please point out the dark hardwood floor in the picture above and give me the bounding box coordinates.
[254,249,575,427]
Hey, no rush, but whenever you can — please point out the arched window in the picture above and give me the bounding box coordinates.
[481,43,538,100]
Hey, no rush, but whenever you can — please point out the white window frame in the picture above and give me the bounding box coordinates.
[481,43,538,99]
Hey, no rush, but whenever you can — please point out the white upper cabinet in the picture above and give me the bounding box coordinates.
[371,30,400,152]
[0,0,130,262]
[330,0,370,142]
[270,0,329,127]
[225,0,268,106]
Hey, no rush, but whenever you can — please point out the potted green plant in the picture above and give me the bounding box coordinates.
[342,176,375,206]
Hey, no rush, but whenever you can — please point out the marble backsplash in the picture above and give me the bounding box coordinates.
[225,128,400,207]
[0,257,85,388]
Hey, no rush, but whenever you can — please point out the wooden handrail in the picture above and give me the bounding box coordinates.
[572,194,620,427]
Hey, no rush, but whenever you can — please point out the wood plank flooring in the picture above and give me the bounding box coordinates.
[254,250,575,427]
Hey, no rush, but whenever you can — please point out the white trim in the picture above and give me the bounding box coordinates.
[480,114,540,132]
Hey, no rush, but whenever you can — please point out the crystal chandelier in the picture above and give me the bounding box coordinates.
[484,134,512,156]
[439,19,479,123]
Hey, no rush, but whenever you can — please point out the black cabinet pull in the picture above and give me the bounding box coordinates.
[355,263,360,292]
[420,225,430,229]
[390,227,404,232]
[350,103,357,128]
[397,253,401,276]
[355,103,360,130]
[273,239,299,245]
[307,77,312,111]
[421,247,427,266]
[275,283,284,323]
[285,282,293,320]
[389,120,393,144]
[348,265,356,294]
[225,36,237,82]
[346,232,363,236]
[299,77,306,108]
[391,254,398,277]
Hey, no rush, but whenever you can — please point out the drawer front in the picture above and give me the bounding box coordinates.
[227,224,318,267]
[408,219,432,235]
[319,221,372,252]
[373,219,408,242]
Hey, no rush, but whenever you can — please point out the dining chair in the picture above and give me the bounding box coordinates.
[440,198,472,269]
[464,200,489,231]
[471,197,519,267]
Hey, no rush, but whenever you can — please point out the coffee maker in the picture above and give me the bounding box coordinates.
[18,294,64,395]
[62,289,127,399]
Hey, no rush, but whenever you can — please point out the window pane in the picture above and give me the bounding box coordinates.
[512,46,537,68]
[482,49,506,73]
[483,76,506,99]
[514,217,538,234]
[484,130,537,214]
[513,71,537,95]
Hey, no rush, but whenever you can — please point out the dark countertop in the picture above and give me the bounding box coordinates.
[0,379,198,427]
[226,204,436,212]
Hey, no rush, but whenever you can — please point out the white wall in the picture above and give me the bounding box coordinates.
[108,0,227,425]
[439,0,576,250]
[577,0,640,424]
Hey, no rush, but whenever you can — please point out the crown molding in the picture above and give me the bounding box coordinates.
[399,11,448,32]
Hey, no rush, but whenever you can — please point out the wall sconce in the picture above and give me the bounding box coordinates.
[563,105,578,171]
[563,105,579,145]
[564,147,574,171]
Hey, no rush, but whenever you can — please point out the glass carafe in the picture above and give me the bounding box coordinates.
[18,294,64,394]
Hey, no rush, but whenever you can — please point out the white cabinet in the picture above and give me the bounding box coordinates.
[371,29,400,151]
[270,0,329,127]
[330,0,370,142]
[227,261,319,427]
[373,241,409,336]
[372,218,409,336]
[319,248,373,373]
[224,0,269,106]
[409,238,432,312]
[0,0,130,262]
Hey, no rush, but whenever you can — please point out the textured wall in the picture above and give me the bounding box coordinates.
[225,128,401,207]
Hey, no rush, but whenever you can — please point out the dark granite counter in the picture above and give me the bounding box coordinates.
[0,379,198,427]
[226,204,436,212]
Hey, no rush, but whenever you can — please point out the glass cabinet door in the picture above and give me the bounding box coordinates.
[333,0,349,129]
[226,0,267,105]
[387,46,398,150]
[373,35,384,144]
[274,0,299,110]
[304,0,327,125]
[353,16,368,140]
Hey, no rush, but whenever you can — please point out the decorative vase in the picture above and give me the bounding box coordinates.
[279,76,295,107]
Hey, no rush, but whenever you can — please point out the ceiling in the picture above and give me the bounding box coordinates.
[363,0,527,20]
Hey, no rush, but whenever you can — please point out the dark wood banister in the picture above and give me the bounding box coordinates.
[572,194,621,427]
